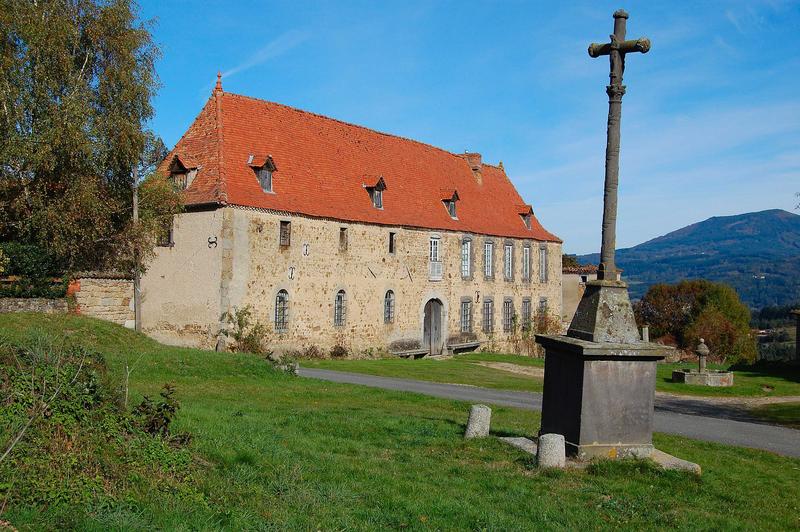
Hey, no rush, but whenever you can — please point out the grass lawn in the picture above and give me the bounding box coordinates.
[305,353,800,398]
[749,403,800,430]
[2,313,800,529]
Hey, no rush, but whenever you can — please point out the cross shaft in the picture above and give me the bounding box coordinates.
[588,9,650,280]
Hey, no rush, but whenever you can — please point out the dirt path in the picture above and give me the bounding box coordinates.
[473,361,544,378]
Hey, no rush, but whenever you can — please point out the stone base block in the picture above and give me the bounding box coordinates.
[650,449,701,474]
[571,442,654,460]
[672,370,734,387]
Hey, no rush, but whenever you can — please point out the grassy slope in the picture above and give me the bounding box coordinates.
[749,403,800,430]
[1,314,799,530]
[305,354,800,398]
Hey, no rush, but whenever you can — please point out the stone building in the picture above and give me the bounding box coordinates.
[141,78,561,355]
[561,264,598,324]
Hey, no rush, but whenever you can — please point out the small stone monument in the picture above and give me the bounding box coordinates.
[464,404,492,439]
[672,339,734,387]
[536,10,675,461]
[537,434,566,469]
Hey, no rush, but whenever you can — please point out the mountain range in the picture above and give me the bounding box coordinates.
[577,209,800,308]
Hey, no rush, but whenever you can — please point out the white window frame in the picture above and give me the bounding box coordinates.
[522,245,531,281]
[484,241,494,279]
[460,300,472,333]
[461,239,471,279]
[429,237,440,263]
[504,244,513,281]
[539,245,548,283]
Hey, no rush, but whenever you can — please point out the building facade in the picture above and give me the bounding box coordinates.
[561,264,598,325]
[141,78,561,355]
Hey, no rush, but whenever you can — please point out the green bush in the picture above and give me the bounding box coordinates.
[0,242,68,297]
[634,279,757,364]
[0,335,197,511]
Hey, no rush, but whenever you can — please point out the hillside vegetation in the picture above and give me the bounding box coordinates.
[579,209,800,307]
[1,314,799,529]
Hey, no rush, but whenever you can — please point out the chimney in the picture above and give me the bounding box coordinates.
[462,152,483,184]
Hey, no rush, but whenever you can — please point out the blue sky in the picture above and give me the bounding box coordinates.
[137,0,800,254]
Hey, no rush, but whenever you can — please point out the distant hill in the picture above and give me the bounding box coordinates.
[578,209,800,308]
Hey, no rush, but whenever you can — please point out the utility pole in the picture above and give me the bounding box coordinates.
[133,164,142,332]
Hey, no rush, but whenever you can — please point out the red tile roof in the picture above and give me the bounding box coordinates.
[160,84,560,242]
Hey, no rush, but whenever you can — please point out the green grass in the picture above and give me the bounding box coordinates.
[749,402,800,430]
[2,313,800,529]
[305,353,800,398]
[305,352,546,392]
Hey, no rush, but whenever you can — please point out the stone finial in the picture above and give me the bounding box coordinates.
[696,338,710,357]
[464,404,491,439]
[215,71,223,92]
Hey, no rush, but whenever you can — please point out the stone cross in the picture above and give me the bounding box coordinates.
[588,10,650,280]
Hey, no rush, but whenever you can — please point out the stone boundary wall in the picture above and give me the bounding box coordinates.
[0,297,68,314]
[68,275,135,328]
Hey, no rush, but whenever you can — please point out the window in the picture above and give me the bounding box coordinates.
[522,245,531,281]
[339,227,348,252]
[484,241,494,279]
[482,298,494,333]
[256,166,272,192]
[503,298,514,333]
[539,245,548,282]
[461,238,472,279]
[169,157,196,190]
[157,219,174,247]
[429,237,440,262]
[384,290,395,324]
[429,236,442,280]
[539,297,549,316]
[580,274,588,283]
[388,232,396,254]
[367,176,386,209]
[461,299,473,333]
[334,290,347,326]
[445,200,457,218]
[275,290,288,332]
[522,298,532,331]
[521,213,532,230]
[250,155,277,193]
[279,221,291,247]
[504,243,513,281]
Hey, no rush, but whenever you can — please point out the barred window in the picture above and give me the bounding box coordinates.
[484,241,494,279]
[384,290,395,324]
[503,299,514,333]
[522,298,532,331]
[461,239,471,279]
[539,245,548,282]
[334,290,347,326]
[539,297,549,316]
[482,299,494,333]
[461,300,473,333]
[504,244,513,280]
[522,245,531,281]
[275,290,289,332]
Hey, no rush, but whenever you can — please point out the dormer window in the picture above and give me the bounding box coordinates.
[248,155,277,193]
[168,155,197,190]
[518,205,533,230]
[442,190,459,219]
[365,176,386,209]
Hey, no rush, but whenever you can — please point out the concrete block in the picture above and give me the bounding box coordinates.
[537,433,566,468]
[464,404,491,439]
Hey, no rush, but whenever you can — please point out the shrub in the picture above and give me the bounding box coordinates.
[133,384,181,438]
[220,306,270,354]
[330,344,349,359]
[0,335,196,511]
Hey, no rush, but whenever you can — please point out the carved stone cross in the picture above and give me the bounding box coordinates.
[588,10,650,280]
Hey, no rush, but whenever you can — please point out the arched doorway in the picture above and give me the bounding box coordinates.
[423,298,444,356]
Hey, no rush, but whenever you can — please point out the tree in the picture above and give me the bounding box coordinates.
[634,279,757,364]
[562,254,581,269]
[0,0,179,273]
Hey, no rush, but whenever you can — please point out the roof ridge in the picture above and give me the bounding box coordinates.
[224,92,496,168]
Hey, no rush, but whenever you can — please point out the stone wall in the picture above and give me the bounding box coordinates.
[0,298,67,314]
[70,276,134,328]
[140,206,563,353]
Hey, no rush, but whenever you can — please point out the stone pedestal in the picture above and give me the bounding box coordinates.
[536,334,669,459]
